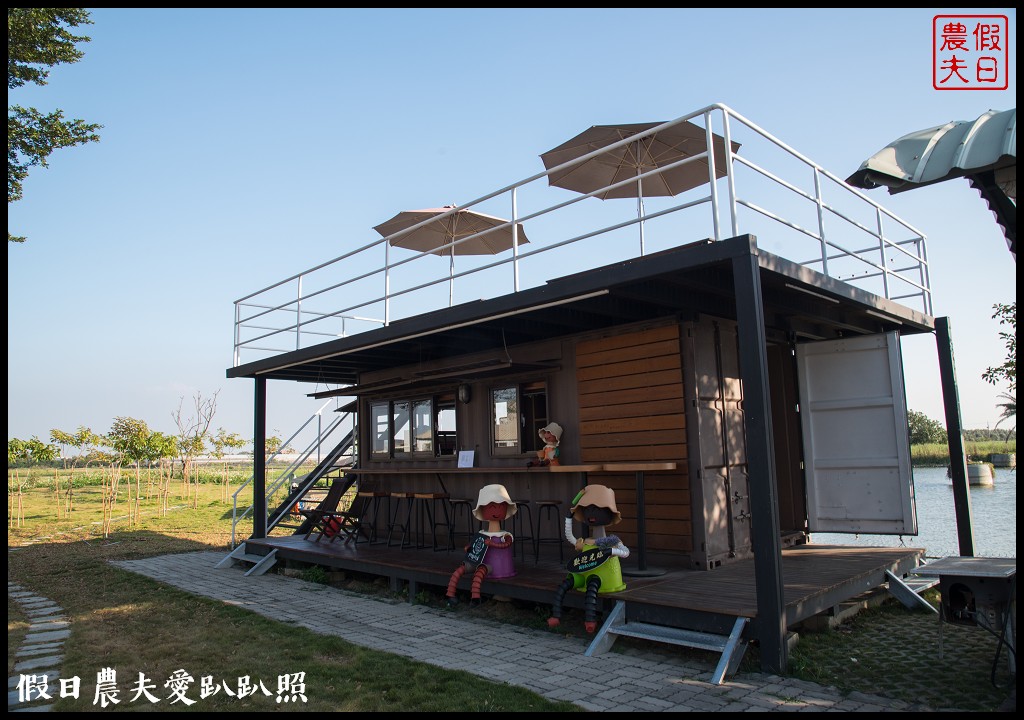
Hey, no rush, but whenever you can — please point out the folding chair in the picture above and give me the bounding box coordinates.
[301,476,360,544]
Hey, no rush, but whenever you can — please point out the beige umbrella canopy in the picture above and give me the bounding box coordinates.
[373,205,529,305]
[540,121,739,253]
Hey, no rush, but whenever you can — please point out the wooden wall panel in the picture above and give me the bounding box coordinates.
[575,324,691,554]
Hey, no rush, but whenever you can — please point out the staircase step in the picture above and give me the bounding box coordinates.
[605,621,731,652]
[885,570,939,613]
[235,552,269,564]
[586,601,749,685]
[244,549,278,576]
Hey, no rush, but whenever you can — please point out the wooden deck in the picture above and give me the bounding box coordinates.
[243,532,923,641]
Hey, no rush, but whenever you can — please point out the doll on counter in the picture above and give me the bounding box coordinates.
[547,484,630,633]
[527,422,562,467]
[445,484,517,607]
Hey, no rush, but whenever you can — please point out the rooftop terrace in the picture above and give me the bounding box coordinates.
[232,103,932,368]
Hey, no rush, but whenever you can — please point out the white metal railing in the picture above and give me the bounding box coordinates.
[229,404,355,547]
[233,103,931,366]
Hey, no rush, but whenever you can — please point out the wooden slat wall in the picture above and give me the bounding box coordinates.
[576,324,691,553]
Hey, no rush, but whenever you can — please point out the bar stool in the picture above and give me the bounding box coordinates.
[534,499,564,564]
[509,500,535,563]
[386,491,415,548]
[412,492,451,551]
[355,488,389,544]
[448,497,476,551]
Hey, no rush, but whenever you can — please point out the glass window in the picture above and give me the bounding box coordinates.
[435,396,457,456]
[492,386,519,453]
[367,394,457,460]
[521,382,549,453]
[492,382,548,454]
[370,402,389,457]
[392,401,411,456]
[412,399,433,454]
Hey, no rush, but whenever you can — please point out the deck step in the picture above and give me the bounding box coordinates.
[885,569,939,613]
[586,601,749,684]
[215,545,279,576]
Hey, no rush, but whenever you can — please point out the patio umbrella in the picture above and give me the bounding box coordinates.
[373,205,530,306]
[540,121,739,254]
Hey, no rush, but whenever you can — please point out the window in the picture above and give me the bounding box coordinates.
[370,402,389,458]
[392,401,411,456]
[435,395,457,456]
[368,395,456,460]
[491,382,548,455]
[412,399,432,453]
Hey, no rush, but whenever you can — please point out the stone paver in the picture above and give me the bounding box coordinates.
[8,583,65,712]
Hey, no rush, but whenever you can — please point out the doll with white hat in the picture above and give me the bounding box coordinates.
[527,422,562,467]
[548,484,630,633]
[445,483,517,607]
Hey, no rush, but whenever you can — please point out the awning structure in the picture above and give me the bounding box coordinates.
[846,108,1016,259]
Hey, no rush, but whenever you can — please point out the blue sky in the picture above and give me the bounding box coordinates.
[7,8,1017,448]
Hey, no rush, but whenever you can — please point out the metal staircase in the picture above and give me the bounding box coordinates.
[586,601,750,685]
[217,404,357,574]
[885,567,939,613]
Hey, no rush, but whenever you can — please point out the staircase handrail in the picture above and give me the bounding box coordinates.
[229,402,355,546]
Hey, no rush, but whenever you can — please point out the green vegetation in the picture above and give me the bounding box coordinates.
[8,8,102,243]
[908,409,947,445]
[910,439,1016,466]
[982,301,1015,394]
[7,479,581,712]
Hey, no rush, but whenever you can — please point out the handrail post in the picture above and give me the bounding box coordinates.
[233,301,241,367]
[875,208,890,301]
[704,111,721,243]
[295,274,303,351]
[813,169,829,277]
[384,241,391,326]
[719,108,740,238]
[511,188,521,292]
[920,237,933,315]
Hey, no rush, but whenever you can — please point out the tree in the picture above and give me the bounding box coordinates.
[146,431,178,515]
[907,410,947,446]
[49,425,100,513]
[50,425,100,468]
[173,390,219,507]
[8,438,28,465]
[7,436,58,464]
[8,8,102,242]
[982,302,1016,394]
[109,417,152,525]
[211,428,246,500]
[108,417,151,467]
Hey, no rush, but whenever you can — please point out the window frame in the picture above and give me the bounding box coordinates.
[366,394,453,461]
[490,380,548,456]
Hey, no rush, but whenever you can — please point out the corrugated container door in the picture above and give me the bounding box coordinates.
[796,332,917,535]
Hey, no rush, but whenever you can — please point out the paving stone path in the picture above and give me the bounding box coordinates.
[8,581,69,712]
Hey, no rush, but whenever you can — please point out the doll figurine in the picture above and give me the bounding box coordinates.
[548,484,630,633]
[445,484,516,607]
[527,422,562,467]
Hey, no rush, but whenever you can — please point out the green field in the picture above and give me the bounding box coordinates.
[910,440,1016,466]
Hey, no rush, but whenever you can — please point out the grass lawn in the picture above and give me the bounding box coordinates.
[7,477,580,712]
